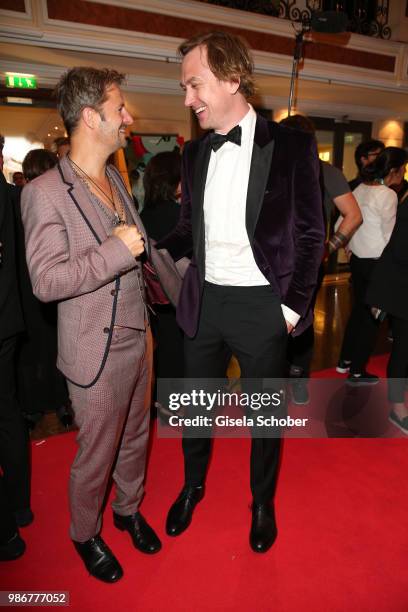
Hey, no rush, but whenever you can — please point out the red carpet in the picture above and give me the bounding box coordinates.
[3,354,408,611]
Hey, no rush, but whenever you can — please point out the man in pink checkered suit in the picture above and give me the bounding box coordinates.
[22,67,181,583]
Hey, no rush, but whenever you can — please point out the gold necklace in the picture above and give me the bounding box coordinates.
[68,156,126,226]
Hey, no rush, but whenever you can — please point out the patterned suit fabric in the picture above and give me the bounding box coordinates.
[21,156,172,540]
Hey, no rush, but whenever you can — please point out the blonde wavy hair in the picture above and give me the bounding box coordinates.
[178,31,256,99]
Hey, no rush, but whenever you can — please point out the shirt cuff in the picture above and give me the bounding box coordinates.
[281,304,300,328]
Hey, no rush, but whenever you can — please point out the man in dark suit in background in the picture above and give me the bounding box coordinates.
[157,31,325,553]
[0,152,30,560]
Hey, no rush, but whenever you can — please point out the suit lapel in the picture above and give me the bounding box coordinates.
[58,156,107,244]
[246,115,275,242]
[191,135,212,279]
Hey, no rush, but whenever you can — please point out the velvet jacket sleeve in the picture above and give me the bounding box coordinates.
[155,141,194,260]
[284,133,325,316]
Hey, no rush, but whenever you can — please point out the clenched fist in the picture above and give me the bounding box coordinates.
[113,224,145,258]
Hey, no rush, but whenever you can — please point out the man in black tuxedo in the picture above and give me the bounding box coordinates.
[157,31,325,552]
[0,164,30,559]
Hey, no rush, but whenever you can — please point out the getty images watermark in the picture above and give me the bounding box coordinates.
[156,378,404,439]
[165,388,307,430]
[158,378,307,438]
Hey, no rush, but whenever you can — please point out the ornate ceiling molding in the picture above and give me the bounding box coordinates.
[0,0,407,94]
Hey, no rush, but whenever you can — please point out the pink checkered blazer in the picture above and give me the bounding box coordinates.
[21,155,182,387]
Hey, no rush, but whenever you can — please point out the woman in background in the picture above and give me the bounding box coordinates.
[141,151,185,405]
[338,147,408,384]
[141,151,181,241]
[367,181,408,433]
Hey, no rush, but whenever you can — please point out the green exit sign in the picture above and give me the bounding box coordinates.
[5,74,37,89]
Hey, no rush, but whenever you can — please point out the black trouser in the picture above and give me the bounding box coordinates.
[387,315,408,403]
[339,255,379,374]
[0,475,17,544]
[182,283,287,504]
[0,335,30,514]
[16,300,69,417]
[287,264,325,378]
[151,306,184,414]
[152,304,184,379]
[287,324,315,377]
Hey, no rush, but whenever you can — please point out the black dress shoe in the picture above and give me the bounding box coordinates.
[166,485,204,536]
[250,503,277,553]
[0,532,26,561]
[15,508,34,528]
[113,512,161,554]
[73,536,123,583]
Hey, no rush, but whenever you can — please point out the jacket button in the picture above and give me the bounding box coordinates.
[110,289,117,296]
[103,327,110,333]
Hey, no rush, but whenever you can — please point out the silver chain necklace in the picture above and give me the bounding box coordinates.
[68,156,126,227]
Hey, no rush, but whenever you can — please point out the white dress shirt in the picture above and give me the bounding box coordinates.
[203,105,299,327]
[348,183,397,258]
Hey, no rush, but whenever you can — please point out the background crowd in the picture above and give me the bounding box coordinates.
[1,111,408,560]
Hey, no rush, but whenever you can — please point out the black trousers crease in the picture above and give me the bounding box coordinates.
[182,283,287,504]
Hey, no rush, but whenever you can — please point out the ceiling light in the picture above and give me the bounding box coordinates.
[5,97,33,105]
[5,72,36,78]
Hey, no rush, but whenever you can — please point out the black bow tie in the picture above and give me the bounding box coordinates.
[210,125,242,152]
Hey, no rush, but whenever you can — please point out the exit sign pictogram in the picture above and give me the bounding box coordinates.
[5,74,37,89]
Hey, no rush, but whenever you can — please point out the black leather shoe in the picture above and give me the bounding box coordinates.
[113,512,161,554]
[73,536,123,583]
[250,503,277,553]
[0,532,26,561]
[15,508,34,528]
[166,485,204,536]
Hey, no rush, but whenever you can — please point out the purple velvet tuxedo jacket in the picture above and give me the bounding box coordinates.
[158,115,325,338]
